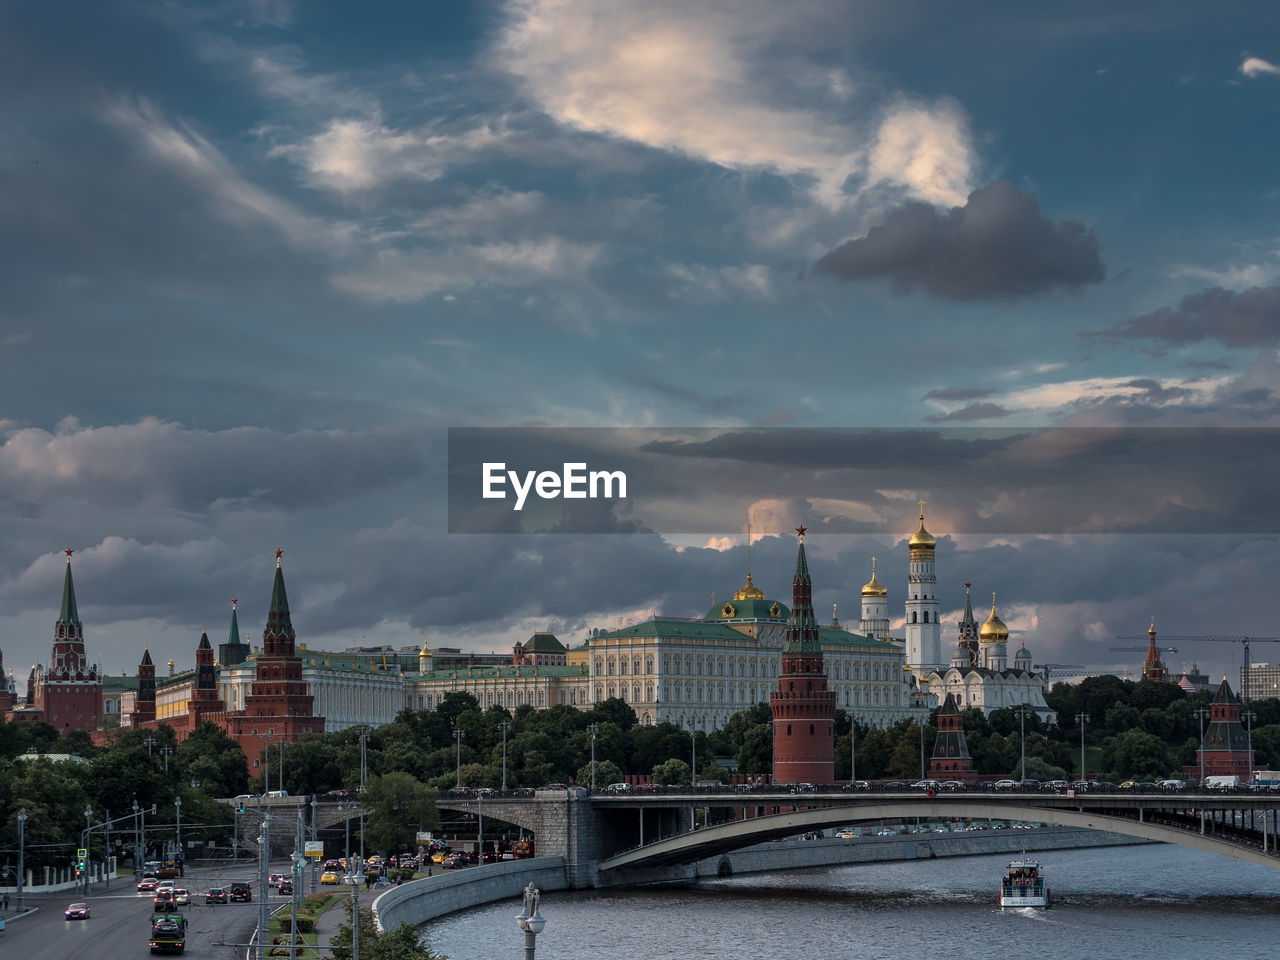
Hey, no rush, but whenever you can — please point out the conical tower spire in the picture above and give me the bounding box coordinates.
[227,597,240,648]
[59,548,81,628]
[263,548,297,657]
[785,527,820,651]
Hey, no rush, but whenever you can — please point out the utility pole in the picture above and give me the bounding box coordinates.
[264,733,273,795]
[918,722,925,780]
[132,799,141,879]
[1076,713,1089,783]
[1194,708,1209,786]
[850,719,857,785]
[690,729,696,784]
[1244,711,1257,784]
[279,739,286,794]
[346,856,363,960]
[16,807,26,911]
[358,727,368,860]
[174,797,182,868]
[499,721,511,791]
[1016,705,1030,784]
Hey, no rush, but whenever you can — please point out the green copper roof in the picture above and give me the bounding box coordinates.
[59,559,81,627]
[227,603,241,647]
[793,539,811,582]
[816,627,895,649]
[523,632,566,653]
[596,619,755,642]
[264,564,296,643]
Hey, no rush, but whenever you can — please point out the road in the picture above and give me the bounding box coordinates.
[0,862,312,960]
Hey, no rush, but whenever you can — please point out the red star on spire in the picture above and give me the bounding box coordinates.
[65,547,73,562]
[795,525,807,540]
[231,597,238,608]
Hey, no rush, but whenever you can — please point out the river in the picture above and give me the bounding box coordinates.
[419,844,1280,959]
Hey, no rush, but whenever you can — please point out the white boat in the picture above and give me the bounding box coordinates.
[998,857,1050,908]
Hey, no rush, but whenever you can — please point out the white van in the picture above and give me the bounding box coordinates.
[266,790,289,798]
[605,782,631,793]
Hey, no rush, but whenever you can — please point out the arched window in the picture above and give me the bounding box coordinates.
[786,724,792,736]
[911,612,918,623]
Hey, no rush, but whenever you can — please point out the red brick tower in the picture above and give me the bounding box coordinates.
[928,693,977,782]
[770,527,835,784]
[1142,620,1168,683]
[228,550,324,764]
[33,550,103,731]
[131,648,157,727]
[189,629,225,723]
[1193,677,1253,778]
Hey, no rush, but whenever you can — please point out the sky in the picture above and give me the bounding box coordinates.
[3,0,1280,695]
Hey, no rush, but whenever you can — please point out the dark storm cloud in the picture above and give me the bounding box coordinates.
[1096,285,1280,347]
[923,402,1012,422]
[812,181,1104,300]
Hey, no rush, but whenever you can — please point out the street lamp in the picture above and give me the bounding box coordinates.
[690,729,697,785]
[345,856,364,960]
[1244,711,1257,784]
[133,799,141,879]
[514,882,547,960]
[1016,706,1030,785]
[83,805,93,894]
[174,798,182,873]
[850,719,857,786]
[17,807,26,911]
[499,721,511,791]
[159,745,174,773]
[588,724,598,790]
[257,815,271,960]
[918,722,925,781]
[1076,713,1089,784]
[1194,708,1210,787]
[455,728,466,788]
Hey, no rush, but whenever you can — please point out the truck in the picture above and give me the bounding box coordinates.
[150,912,187,954]
[1252,770,1280,791]
[155,859,181,880]
[1204,775,1240,791]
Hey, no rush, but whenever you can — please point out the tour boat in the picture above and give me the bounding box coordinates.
[998,858,1050,908]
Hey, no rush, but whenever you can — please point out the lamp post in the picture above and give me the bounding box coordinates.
[1076,713,1089,783]
[514,882,547,960]
[263,733,273,795]
[1194,708,1210,787]
[132,799,141,879]
[257,815,271,960]
[174,798,182,872]
[455,728,466,788]
[690,729,697,785]
[499,721,511,791]
[159,745,174,773]
[588,724,598,789]
[850,719,857,785]
[1244,711,1257,784]
[16,807,26,911]
[918,721,925,781]
[345,856,364,960]
[1016,706,1030,785]
[82,805,93,893]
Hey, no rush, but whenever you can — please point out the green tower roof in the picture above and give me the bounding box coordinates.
[59,554,81,627]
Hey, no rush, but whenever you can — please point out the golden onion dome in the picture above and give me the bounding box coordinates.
[979,594,1009,643]
[908,501,935,551]
[733,572,767,601]
[861,557,888,597]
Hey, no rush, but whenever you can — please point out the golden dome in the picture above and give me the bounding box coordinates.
[908,501,935,551]
[861,557,887,597]
[979,593,1009,643]
[733,572,767,601]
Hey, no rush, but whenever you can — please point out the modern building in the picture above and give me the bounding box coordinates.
[1241,662,1280,702]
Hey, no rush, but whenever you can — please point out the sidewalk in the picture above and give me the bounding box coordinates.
[309,890,351,959]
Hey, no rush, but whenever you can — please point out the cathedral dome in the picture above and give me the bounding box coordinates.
[733,572,767,601]
[908,504,935,552]
[861,558,887,597]
[979,597,1009,644]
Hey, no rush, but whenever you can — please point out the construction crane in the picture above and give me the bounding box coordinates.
[1109,645,1178,654]
[1115,634,1280,703]
[1032,663,1085,682]
[1034,664,1129,683]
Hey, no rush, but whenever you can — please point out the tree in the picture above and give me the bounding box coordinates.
[587,697,638,731]
[736,725,772,776]
[362,772,438,853]
[331,905,446,960]
[1102,729,1171,780]
[652,758,691,785]
[576,759,624,788]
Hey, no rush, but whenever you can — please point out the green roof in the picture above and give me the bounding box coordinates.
[522,632,566,653]
[597,619,755,642]
[817,626,896,649]
[59,559,81,627]
[406,663,588,684]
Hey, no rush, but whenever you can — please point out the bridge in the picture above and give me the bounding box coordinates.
[437,786,1280,887]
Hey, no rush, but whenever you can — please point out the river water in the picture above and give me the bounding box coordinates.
[420,844,1280,959]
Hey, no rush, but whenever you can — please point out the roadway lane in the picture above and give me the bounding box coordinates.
[0,863,307,960]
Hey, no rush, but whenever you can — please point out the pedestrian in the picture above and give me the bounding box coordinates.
[2,891,9,910]
[427,865,432,877]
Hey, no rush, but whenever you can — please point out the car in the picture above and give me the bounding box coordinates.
[537,783,569,791]
[268,873,285,887]
[874,828,897,836]
[206,888,228,904]
[173,888,190,906]
[324,860,342,871]
[137,876,160,891]
[844,780,871,791]
[278,880,293,895]
[835,831,857,839]
[321,871,340,885]
[154,890,177,911]
[941,780,967,792]
[911,779,941,791]
[442,852,467,869]
[431,849,450,864]
[229,882,252,902]
[156,879,176,890]
[992,779,1020,791]
[64,902,91,920]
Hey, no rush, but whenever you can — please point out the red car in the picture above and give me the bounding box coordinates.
[137,876,159,891]
[64,902,91,919]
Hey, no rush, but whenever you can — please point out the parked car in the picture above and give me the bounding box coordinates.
[64,902,91,920]
[941,780,967,792]
[137,876,160,891]
[911,779,942,791]
[206,888,228,904]
[229,882,252,902]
